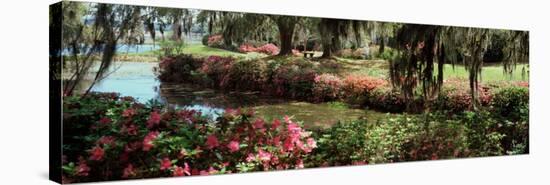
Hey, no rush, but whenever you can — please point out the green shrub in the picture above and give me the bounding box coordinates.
[491,86,529,121]
[309,119,370,166]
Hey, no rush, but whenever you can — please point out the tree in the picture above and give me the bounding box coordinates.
[318,18,368,58]
[60,2,144,95]
[389,24,529,111]
[270,15,299,56]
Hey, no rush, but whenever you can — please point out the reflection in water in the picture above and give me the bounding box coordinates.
[90,62,389,127]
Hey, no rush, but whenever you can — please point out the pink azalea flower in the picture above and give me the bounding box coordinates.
[227,140,240,152]
[122,164,135,178]
[246,153,256,162]
[283,138,294,152]
[254,119,265,130]
[296,159,304,169]
[271,119,281,130]
[258,149,272,162]
[76,158,90,177]
[206,134,219,149]
[306,138,317,148]
[122,108,136,118]
[89,146,104,161]
[142,131,159,151]
[147,111,161,128]
[160,157,172,171]
[173,163,191,176]
[199,170,210,176]
[96,136,116,146]
[99,117,112,125]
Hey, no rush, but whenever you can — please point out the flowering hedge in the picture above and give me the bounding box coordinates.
[206,34,224,48]
[312,74,343,102]
[238,43,280,55]
[156,54,529,114]
[61,93,317,183]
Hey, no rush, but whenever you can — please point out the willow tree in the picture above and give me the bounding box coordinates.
[389,24,529,111]
[82,4,144,94]
[61,3,143,95]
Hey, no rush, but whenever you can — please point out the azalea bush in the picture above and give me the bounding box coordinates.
[61,93,316,183]
[206,34,224,48]
[312,73,343,102]
[156,54,205,83]
[270,59,317,99]
[225,59,270,90]
[256,43,279,55]
[342,75,388,105]
[199,55,236,88]
[433,83,493,113]
[238,43,279,55]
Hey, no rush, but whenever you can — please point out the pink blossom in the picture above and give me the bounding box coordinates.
[122,108,136,118]
[227,140,240,152]
[96,136,116,146]
[254,119,265,130]
[142,131,159,151]
[160,157,172,171]
[306,138,317,148]
[122,164,136,178]
[296,159,304,169]
[99,117,112,125]
[271,119,281,130]
[76,158,90,177]
[258,149,272,162]
[206,134,219,149]
[173,163,191,176]
[246,153,256,162]
[147,111,161,128]
[89,146,104,161]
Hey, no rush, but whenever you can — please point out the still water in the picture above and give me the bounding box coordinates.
[91,62,388,128]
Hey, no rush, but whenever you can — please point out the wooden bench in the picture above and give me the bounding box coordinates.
[303,51,315,58]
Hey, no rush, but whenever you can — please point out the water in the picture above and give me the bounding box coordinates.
[90,62,389,128]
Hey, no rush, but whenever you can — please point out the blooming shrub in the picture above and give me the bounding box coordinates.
[207,34,224,48]
[433,84,493,113]
[312,74,343,102]
[61,93,316,183]
[367,88,407,113]
[256,43,279,55]
[238,43,279,55]
[342,75,387,104]
[271,59,317,99]
[225,59,270,90]
[61,92,528,183]
[238,43,257,53]
[200,56,236,87]
[156,55,205,83]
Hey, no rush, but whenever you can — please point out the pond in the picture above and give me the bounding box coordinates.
[90,62,390,128]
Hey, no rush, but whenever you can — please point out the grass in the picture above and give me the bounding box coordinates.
[442,63,529,82]
[180,44,246,57]
[317,57,529,82]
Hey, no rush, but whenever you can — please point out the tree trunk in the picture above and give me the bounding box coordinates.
[277,22,295,56]
[379,38,385,54]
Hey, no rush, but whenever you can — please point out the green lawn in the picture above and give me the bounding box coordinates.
[330,58,528,82]
[442,64,529,82]
[180,44,247,57]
